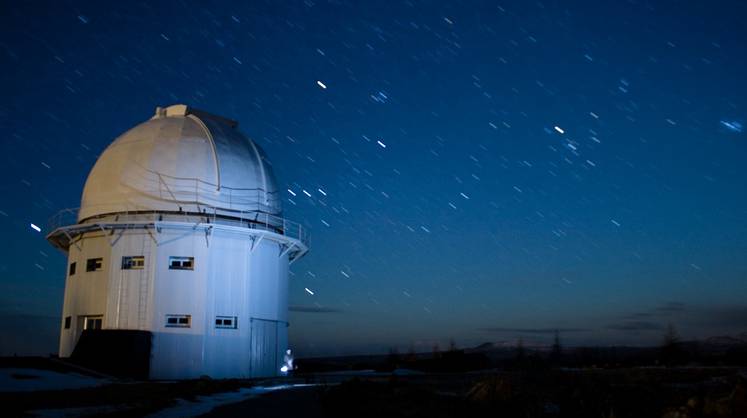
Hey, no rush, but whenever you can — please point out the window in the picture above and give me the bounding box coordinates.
[165,314,191,328]
[215,316,238,329]
[121,256,145,270]
[86,258,103,272]
[69,262,76,276]
[83,315,103,330]
[168,256,194,270]
[64,316,71,329]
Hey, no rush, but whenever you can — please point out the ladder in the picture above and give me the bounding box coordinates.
[119,255,129,328]
[137,230,152,330]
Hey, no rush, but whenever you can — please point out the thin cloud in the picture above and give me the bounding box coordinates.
[478,327,591,334]
[289,305,344,314]
[606,321,664,331]
[614,303,747,335]
[654,302,686,313]
[623,312,655,320]
[618,302,686,322]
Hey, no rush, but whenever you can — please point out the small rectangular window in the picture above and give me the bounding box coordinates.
[168,256,194,270]
[121,256,145,270]
[165,314,191,328]
[83,315,103,330]
[64,316,71,329]
[69,262,76,276]
[215,316,238,329]
[86,258,103,272]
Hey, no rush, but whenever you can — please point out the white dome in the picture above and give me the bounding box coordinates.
[79,104,281,222]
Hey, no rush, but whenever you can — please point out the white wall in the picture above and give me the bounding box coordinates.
[59,232,111,357]
[59,223,292,380]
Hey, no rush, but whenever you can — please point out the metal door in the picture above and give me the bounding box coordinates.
[249,317,279,377]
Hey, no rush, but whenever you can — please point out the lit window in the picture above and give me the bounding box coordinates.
[165,314,191,328]
[69,262,76,276]
[168,256,194,270]
[64,316,71,329]
[215,316,238,329]
[121,256,145,270]
[83,315,103,330]
[86,258,103,272]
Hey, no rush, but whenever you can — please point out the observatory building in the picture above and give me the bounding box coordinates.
[46,104,308,379]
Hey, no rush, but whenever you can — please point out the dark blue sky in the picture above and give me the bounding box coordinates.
[2,1,747,357]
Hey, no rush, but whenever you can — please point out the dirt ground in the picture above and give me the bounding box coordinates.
[2,367,746,417]
[204,385,324,418]
[206,368,747,418]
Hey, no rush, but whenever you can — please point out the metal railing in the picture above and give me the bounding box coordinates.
[47,206,309,247]
[47,208,78,232]
[125,168,283,213]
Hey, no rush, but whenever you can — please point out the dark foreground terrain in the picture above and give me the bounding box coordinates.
[207,368,747,418]
[2,364,746,417]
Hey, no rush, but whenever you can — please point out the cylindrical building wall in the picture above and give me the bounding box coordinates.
[58,222,292,379]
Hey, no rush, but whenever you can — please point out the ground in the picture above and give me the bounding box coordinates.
[1,360,746,417]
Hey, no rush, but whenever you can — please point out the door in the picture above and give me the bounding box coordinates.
[249,317,280,377]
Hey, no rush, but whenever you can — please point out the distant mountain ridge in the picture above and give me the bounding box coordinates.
[468,332,747,354]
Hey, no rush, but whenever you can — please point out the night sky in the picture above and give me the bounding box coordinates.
[2,1,747,357]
